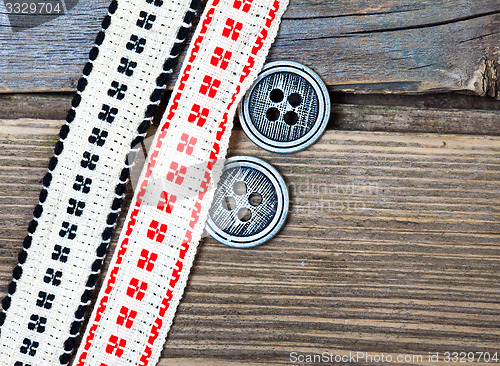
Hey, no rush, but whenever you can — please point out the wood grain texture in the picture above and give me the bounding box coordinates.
[329,104,500,135]
[0,0,499,97]
[0,117,498,365]
[0,93,499,136]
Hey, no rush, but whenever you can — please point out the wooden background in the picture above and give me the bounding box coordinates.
[1,0,500,97]
[0,0,499,365]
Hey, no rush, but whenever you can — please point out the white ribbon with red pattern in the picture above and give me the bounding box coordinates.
[75,0,288,364]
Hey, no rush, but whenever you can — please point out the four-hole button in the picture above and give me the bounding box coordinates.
[206,156,289,248]
[239,60,330,153]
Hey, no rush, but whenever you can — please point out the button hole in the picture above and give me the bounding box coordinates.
[284,111,299,125]
[248,192,262,206]
[266,107,280,121]
[269,88,284,103]
[288,92,302,107]
[237,207,252,222]
[233,181,247,195]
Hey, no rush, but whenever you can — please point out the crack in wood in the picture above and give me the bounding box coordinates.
[459,30,500,44]
[407,64,435,71]
[481,58,499,99]
[284,8,421,21]
[344,9,500,35]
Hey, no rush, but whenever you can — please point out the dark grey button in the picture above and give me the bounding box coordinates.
[206,156,288,248]
[239,61,330,153]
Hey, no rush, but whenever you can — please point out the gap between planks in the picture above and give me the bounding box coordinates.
[0,101,499,136]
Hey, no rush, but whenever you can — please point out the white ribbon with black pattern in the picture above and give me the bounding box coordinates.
[74,0,288,364]
[0,0,200,364]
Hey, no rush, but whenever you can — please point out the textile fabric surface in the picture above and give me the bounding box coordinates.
[75,0,288,365]
[0,0,200,364]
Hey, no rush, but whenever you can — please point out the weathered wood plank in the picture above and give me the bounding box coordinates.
[0,117,498,364]
[0,93,74,120]
[0,94,498,135]
[329,104,500,135]
[0,0,499,97]
[1,92,499,123]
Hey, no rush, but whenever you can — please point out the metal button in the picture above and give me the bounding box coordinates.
[239,60,330,153]
[206,156,289,248]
